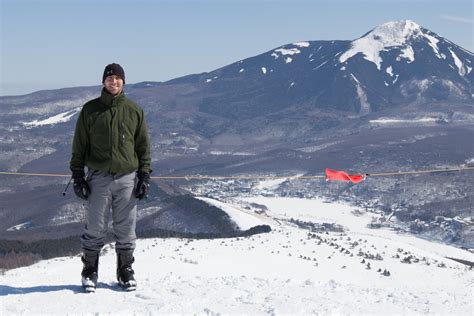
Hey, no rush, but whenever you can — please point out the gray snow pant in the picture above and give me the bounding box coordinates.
[81,170,137,256]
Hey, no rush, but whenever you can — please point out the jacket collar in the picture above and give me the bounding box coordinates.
[100,88,125,107]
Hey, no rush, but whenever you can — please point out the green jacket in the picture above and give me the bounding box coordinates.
[70,89,151,174]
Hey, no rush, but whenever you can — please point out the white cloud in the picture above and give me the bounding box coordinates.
[440,15,474,24]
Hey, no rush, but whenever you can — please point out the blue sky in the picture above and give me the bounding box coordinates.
[1,0,473,96]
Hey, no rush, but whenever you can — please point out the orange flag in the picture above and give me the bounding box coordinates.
[325,168,365,184]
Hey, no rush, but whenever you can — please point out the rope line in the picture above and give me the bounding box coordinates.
[366,166,474,177]
[0,171,69,177]
[0,166,473,180]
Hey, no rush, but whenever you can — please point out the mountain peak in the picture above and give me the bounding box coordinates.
[369,20,423,43]
[339,20,440,70]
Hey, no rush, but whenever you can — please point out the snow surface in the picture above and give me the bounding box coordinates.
[22,107,81,128]
[449,47,470,76]
[350,74,371,114]
[254,178,290,191]
[208,151,254,156]
[196,197,273,230]
[273,48,301,56]
[392,74,399,84]
[399,45,415,63]
[313,60,328,70]
[6,221,33,231]
[355,83,370,115]
[339,20,436,70]
[350,73,360,84]
[271,48,300,63]
[297,141,342,153]
[293,42,310,48]
[370,118,438,125]
[423,32,442,59]
[1,197,472,315]
[241,197,473,262]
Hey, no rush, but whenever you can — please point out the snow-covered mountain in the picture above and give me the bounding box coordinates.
[1,197,472,314]
[173,19,472,117]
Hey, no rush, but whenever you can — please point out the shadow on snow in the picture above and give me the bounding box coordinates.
[0,282,124,296]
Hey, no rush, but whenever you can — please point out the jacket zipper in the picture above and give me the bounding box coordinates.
[120,121,125,145]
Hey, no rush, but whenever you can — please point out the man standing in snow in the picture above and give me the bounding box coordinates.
[70,63,151,292]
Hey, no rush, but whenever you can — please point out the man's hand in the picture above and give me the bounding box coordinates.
[72,169,91,200]
[135,171,150,200]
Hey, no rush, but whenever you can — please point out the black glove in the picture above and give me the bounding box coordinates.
[135,171,150,200]
[72,169,91,200]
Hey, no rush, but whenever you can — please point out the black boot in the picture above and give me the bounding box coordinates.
[117,253,137,291]
[81,253,99,293]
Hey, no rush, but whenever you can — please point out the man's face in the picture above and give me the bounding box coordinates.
[104,75,124,96]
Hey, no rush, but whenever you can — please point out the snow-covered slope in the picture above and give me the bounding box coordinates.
[339,20,466,71]
[196,196,274,230]
[22,107,81,128]
[1,197,472,314]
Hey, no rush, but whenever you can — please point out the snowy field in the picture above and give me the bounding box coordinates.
[1,197,473,315]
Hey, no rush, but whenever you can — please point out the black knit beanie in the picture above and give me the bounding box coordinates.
[102,63,125,84]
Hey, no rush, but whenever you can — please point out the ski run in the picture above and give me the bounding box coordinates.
[1,196,472,315]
